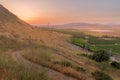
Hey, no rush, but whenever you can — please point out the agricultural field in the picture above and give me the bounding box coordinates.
[49,28,120,54]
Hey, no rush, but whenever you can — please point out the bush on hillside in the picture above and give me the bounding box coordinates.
[39,71,49,80]
[61,61,72,67]
[74,66,86,72]
[111,61,120,69]
[92,50,110,62]
[92,70,113,80]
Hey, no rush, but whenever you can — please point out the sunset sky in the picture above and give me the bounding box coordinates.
[1,0,120,25]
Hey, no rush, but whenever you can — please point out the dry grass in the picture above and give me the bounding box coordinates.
[22,44,86,80]
[0,5,120,80]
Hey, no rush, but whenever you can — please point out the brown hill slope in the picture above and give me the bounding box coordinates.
[0,4,79,54]
[0,4,83,80]
[1,4,120,80]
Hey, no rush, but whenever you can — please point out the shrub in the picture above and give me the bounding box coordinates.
[92,50,110,62]
[77,53,88,57]
[61,61,72,67]
[77,53,92,59]
[92,70,113,80]
[111,61,120,69]
[74,66,86,72]
[39,71,49,80]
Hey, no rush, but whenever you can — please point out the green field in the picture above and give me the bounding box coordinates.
[51,29,120,54]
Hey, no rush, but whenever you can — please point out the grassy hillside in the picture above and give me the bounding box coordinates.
[0,35,51,80]
[0,4,120,80]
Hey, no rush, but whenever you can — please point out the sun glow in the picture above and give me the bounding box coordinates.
[1,0,120,25]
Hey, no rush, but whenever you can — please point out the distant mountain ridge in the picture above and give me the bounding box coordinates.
[36,22,120,29]
[55,22,104,27]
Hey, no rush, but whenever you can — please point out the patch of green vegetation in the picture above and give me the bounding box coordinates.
[77,53,93,60]
[92,70,113,80]
[54,60,87,74]
[96,45,120,53]
[99,62,110,71]
[88,45,99,52]
[111,61,120,69]
[71,38,85,48]
[92,50,110,62]
[61,60,73,67]
[77,53,88,57]
[77,50,110,63]
[71,34,120,54]
[89,38,120,45]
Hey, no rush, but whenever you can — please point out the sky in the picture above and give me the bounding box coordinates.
[0,0,120,25]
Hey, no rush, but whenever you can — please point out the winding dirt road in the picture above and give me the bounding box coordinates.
[11,51,77,80]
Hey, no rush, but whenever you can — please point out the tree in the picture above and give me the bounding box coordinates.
[92,50,110,62]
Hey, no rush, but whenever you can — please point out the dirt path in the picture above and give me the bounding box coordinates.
[12,51,77,80]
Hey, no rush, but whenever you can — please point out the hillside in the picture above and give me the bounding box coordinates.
[0,4,79,54]
[0,4,120,80]
[0,4,83,80]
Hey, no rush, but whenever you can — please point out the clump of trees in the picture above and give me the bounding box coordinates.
[92,70,113,80]
[92,50,110,62]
